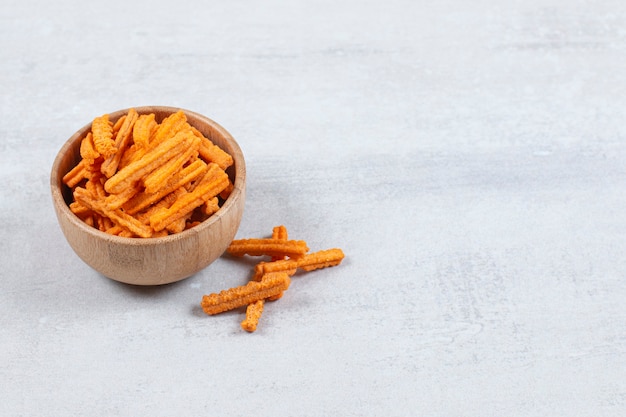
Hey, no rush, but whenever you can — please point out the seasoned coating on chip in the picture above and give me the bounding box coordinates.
[101,108,139,178]
[201,272,291,315]
[123,159,208,215]
[149,163,229,232]
[80,132,100,163]
[219,180,234,201]
[64,109,235,238]
[132,113,157,149]
[104,130,198,194]
[201,196,220,216]
[74,187,153,238]
[91,114,117,157]
[227,238,309,259]
[63,160,89,188]
[143,143,199,194]
[191,126,234,170]
[272,225,288,241]
[241,299,264,332]
[104,182,142,211]
[252,259,298,282]
[150,110,189,148]
[297,248,345,271]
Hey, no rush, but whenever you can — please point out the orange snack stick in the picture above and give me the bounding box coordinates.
[227,238,309,259]
[134,188,182,224]
[252,259,298,282]
[219,180,233,201]
[272,225,288,241]
[132,113,157,149]
[104,130,196,194]
[201,272,291,315]
[149,110,189,148]
[297,248,345,271]
[69,200,92,219]
[73,187,153,238]
[104,182,142,211]
[142,142,199,194]
[91,114,117,157]
[149,163,229,232]
[101,108,139,178]
[80,132,100,163]
[241,299,264,332]
[123,159,208,215]
[64,109,234,238]
[270,225,289,261]
[202,197,220,216]
[192,127,234,170]
[112,114,126,133]
[63,160,89,188]
[104,224,125,235]
[252,248,345,280]
[166,215,189,234]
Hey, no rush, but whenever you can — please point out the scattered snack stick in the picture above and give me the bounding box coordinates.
[241,300,264,332]
[251,249,344,280]
[226,238,309,259]
[200,272,291,315]
[62,109,235,237]
[252,259,298,282]
[266,224,290,300]
[201,225,345,332]
[297,248,345,271]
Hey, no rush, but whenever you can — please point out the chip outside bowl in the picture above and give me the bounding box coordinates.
[50,106,246,285]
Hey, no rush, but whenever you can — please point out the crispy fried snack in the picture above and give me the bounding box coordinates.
[91,114,116,157]
[149,163,229,232]
[252,259,298,282]
[227,238,309,259]
[252,248,345,280]
[132,113,157,149]
[241,299,264,332]
[74,187,153,238]
[104,130,198,194]
[297,248,345,271]
[62,109,234,237]
[101,108,139,178]
[150,110,188,148]
[201,272,291,315]
[80,132,99,163]
[142,144,198,194]
[192,126,234,170]
[123,159,208,215]
[200,226,345,332]
[63,160,89,188]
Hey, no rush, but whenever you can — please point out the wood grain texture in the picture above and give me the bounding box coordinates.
[50,106,246,285]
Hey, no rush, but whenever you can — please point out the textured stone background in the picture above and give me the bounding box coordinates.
[1,0,626,415]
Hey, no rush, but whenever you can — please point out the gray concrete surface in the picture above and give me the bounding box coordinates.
[2,0,626,415]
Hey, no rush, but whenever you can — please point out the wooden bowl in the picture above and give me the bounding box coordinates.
[50,106,246,285]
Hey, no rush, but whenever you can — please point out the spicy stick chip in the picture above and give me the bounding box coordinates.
[201,225,346,332]
[200,272,291,315]
[62,109,234,237]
